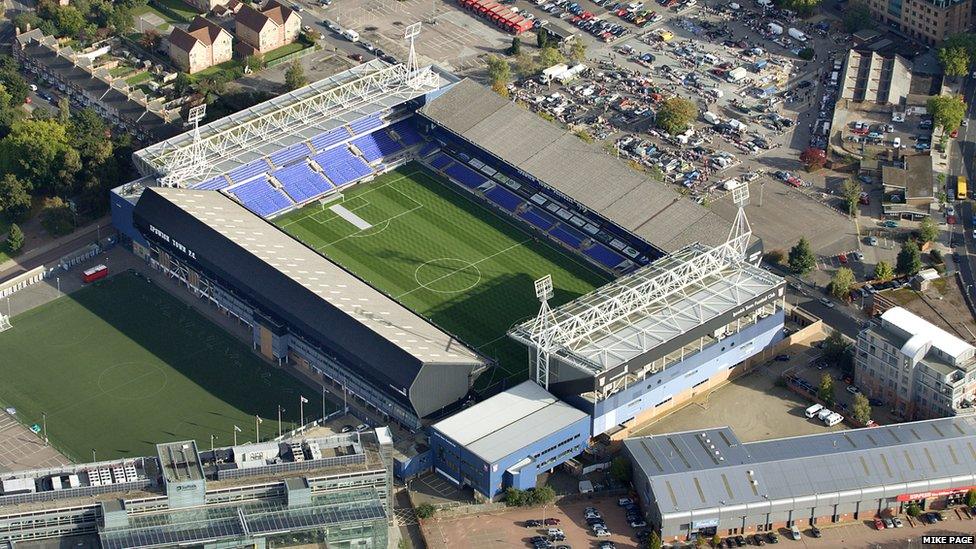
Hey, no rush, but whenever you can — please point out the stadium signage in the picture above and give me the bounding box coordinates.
[731,289,779,318]
[896,485,976,502]
[149,224,197,259]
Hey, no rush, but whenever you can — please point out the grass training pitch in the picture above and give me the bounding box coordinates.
[0,272,329,461]
[275,163,610,392]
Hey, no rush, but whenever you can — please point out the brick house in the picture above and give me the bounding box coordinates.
[168,17,234,74]
[234,0,301,55]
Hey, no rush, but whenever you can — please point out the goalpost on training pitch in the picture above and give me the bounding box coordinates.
[0,313,11,333]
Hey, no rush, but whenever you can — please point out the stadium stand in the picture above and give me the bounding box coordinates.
[550,226,585,249]
[583,242,625,269]
[228,160,271,184]
[312,147,373,186]
[518,208,557,232]
[428,153,453,170]
[270,142,312,167]
[228,178,294,217]
[444,163,487,189]
[272,163,334,204]
[351,132,404,163]
[389,121,424,147]
[348,113,384,135]
[310,127,352,151]
[484,186,522,212]
[195,176,230,191]
[418,142,439,158]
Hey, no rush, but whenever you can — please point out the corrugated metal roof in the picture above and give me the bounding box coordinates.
[432,381,589,463]
[624,417,976,516]
[881,307,973,361]
[418,79,731,253]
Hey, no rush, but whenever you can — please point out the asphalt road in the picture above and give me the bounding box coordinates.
[951,77,976,315]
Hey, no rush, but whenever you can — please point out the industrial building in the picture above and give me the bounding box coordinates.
[0,429,394,548]
[510,236,785,436]
[624,417,976,542]
[429,381,590,500]
[855,307,976,420]
[863,0,971,45]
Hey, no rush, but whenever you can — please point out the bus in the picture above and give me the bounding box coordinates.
[958,175,968,200]
[81,264,108,283]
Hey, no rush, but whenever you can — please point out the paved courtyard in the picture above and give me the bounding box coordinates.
[0,411,69,473]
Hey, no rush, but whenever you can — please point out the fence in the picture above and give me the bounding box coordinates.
[265,44,318,68]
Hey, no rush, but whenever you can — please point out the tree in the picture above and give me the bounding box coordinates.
[896,240,922,276]
[927,94,967,134]
[841,178,861,217]
[788,237,816,275]
[570,39,586,63]
[5,223,24,254]
[799,147,826,171]
[830,267,855,299]
[139,29,161,51]
[245,54,265,73]
[610,456,631,482]
[57,97,70,125]
[647,531,663,549]
[818,372,835,406]
[843,2,874,33]
[173,72,193,96]
[874,260,894,282]
[906,502,921,517]
[513,52,539,78]
[711,533,722,547]
[655,97,697,135]
[0,119,80,196]
[966,488,976,508]
[0,61,31,107]
[509,36,521,56]
[486,55,511,89]
[40,196,75,237]
[779,0,821,16]
[0,173,32,222]
[414,503,436,519]
[529,485,556,505]
[821,330,854,374]
[939,46,970,77]
[504,487,525,506]
[798,48,815,61]
[537,28,549,49]
[539,46,566,68]
[284,59,307,91]
[70,108,113,167]
[852,393,872,424]
[918,217,939,243]
[764,249,785,265]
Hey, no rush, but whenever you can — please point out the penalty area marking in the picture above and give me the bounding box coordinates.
[329,204,372,230]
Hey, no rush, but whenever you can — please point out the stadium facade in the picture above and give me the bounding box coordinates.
[110,60,759,436]
[0,429,394,548]
[624,417,976,542]
[428,381,590,500]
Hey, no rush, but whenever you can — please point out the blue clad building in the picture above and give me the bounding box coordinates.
[430,381,591,501]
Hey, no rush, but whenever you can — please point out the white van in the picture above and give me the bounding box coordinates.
[789,525,801,540]
[825,413,843,426]
[817,408,833,421]
[341,28,360,42]
[804,403,824,418]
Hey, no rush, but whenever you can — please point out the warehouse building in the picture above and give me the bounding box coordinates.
[429,381,590,500]
[0,429,394,548]
[855,306,976,420]
[624,417,976,542]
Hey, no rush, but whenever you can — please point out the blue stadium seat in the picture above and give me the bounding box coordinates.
[228,178,294,217]
[311,147,373,187]
[272,163,335,203]
[484,186,522,212]
[584,242,625,269]
[444,163,487,189]
[428,153,453,170]
[270,142,312,167]
[228,160,271,184]
[310,127,351,151]
[418,142,439,158]
[351,132,404,162]
[518,208,557,232]
[348,114,384,135]
[194,176,230,191]
[388,121,424,146]
[550,226,585,248]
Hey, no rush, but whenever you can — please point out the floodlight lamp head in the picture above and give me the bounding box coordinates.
[731,184,750,207]
[404,22,421,40]
[187,104,207,127]
[534,275,554,301]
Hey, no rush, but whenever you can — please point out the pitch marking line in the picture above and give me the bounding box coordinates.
[395,239,531,300]
[275,171,423,228]
[314,204,423,249]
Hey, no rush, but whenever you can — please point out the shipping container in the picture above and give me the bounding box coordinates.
[82,264,109,283]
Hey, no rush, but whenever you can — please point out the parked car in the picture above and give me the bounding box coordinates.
[867,236,878,246]
[892,517,903,528]
[774,354,790,361]
[752,533,766,546]
[874,518,885,530]
[525,519,543,528]
[765,532,778,544]
[617,498,633,506]
[629,519,647,528]
[819,297,834,308]
[810,526,822,537]
[846,385,860,395]
[883,517,894,529]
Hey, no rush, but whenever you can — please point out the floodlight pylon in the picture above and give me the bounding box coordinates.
[404,23,421,80]
[529,275,555,390]
[726,183,752,261]
[160,104,207,188]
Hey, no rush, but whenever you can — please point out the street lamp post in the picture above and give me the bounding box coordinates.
[91,449,96,463]
[41,412,48,445]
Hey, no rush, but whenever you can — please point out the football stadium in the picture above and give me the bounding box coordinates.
[100,57,787,502]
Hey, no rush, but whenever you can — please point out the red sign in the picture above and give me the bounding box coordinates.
[896,485,976,502]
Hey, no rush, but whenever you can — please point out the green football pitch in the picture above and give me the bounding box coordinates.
[0,273,332,462]
[274,162,610,392]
